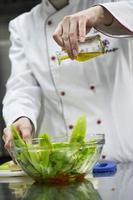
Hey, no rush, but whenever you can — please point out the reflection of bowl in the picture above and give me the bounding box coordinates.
[22,180,101,200]
[12,134,104,184]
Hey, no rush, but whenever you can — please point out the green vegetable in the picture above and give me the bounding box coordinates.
[0,161,10,170]
[38,133,52,174]
[11,125,26,147]
[70,114,87,144]
[11,125,40,175]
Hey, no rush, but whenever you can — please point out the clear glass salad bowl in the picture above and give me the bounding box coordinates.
[11,115,105,184]
[11,134,104,184]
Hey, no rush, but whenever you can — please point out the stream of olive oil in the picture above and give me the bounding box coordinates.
[58,51,104,65]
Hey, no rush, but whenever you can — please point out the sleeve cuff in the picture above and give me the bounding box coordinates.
[96,2,133,37]
[4,112,37,136]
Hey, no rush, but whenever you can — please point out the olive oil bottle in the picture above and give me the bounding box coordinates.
[57,34,105,65]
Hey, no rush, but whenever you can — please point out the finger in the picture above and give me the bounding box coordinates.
[53,22,63,47]
[69,18,79,58]
[78,15,87,42]
[3,127,12,151]
[19,126,32,144]
[62,16,72,57]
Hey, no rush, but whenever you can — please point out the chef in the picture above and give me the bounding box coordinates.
[2,0,133,162]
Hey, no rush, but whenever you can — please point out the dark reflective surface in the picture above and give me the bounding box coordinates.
[0,163,133,200]
[22,180,101,200]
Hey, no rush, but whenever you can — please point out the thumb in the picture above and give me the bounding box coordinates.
[19,126,32,144]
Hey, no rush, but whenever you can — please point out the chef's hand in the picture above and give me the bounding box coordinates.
[53,5,113,59]
[3,117,33,152]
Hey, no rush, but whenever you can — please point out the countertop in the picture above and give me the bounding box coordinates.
[0,162,133,200]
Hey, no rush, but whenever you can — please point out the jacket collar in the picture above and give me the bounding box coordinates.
[40,0,77,19]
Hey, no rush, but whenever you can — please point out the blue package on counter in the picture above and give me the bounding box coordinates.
[92,160,117,177]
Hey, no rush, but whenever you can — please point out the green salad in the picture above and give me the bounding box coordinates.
[11,114,102,184]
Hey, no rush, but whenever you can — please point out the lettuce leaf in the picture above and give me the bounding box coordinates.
[70,114,87,144]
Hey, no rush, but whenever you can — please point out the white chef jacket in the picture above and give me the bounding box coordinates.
[2,0,133,162]
[97,163,133,200]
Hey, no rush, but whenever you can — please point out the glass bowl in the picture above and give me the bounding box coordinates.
[11,134,104,184]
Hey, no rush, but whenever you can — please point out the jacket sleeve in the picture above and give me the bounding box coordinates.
[96,1,133,37]
[2,19,41,131]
